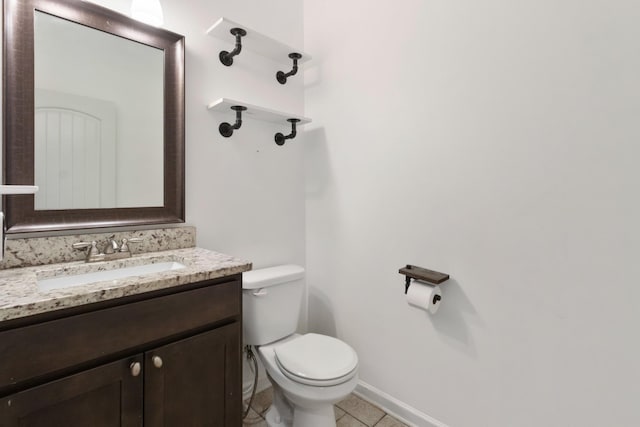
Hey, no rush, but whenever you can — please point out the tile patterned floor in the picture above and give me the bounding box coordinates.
[243,388,409,427]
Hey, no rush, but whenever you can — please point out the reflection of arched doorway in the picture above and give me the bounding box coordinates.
[35,89,116,210]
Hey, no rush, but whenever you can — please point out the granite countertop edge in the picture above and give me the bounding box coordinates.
[0,247,252,322]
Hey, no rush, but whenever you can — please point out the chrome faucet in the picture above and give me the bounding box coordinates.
[103,235,120,254]
[73,235,142,263]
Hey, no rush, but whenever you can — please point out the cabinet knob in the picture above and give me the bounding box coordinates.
[130,361,141,377]
[152,355,163,368]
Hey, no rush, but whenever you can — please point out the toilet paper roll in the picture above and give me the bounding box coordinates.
[406,280,442,314]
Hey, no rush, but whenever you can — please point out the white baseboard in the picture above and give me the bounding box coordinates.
[354,381,448,427]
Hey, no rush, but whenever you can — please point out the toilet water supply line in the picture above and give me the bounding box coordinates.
[243,345,259,419]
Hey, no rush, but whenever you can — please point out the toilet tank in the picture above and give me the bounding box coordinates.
[242,265,305,346]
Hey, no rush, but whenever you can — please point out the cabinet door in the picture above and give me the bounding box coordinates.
[0,356,143,427]
[144,322,241,427]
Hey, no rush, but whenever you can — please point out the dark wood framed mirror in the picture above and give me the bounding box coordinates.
[3,0,185,233]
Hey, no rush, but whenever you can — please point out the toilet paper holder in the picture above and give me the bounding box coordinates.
[399,264,449,294]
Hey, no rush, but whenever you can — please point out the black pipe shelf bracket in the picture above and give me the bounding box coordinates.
[208,98,311,142]
[275,118,300,146]
[399,264,450,295]
[219,27,247,66]
[219,105,247,137]
[208,18,312,71]
[277,53,302,84]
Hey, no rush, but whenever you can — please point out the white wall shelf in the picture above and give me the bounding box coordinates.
[208,98,310,144]
[207,98,311,125]
[0,185,39,195]
[206,17,311,66]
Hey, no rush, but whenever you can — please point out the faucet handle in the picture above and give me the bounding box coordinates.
[120,237,142,253]
[72,241,92,250]
[72,241,100,258]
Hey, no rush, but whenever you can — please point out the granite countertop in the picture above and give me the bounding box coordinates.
[0,247,251,322]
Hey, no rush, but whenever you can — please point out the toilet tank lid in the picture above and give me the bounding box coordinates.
[242,264,305,290]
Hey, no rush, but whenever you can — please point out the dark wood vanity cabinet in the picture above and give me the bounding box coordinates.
[0,276,242,426]
[144,323,240,426]
[0,356,144,426]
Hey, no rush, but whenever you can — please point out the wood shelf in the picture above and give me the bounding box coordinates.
[207,98,311,126]
[399,265,450,285]
[206,17,311,65]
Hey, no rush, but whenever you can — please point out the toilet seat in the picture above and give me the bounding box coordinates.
[274,333,358,386]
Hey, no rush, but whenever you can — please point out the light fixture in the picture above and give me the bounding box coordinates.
[130,0,164,27]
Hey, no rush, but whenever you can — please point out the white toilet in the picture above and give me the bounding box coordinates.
[243,265,359,427]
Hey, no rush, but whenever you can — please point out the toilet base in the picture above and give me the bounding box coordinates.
[264,378,337,427]
[265,383,293,426]
[265,405,336,427]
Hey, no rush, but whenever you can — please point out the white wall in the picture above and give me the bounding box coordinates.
[304,1,640,426]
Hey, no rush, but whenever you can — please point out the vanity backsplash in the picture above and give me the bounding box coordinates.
[0,226,196,270]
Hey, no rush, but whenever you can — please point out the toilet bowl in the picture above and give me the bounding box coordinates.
[258,334,358,426]
[242,265,359,427]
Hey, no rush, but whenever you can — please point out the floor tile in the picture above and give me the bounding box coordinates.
[336,394,386,426]
[337,414,369,427]
[374,414,409,427]
[335,406,346,420]
[246,387,395,427]
[243,408,267,426]
[249,387,273,416]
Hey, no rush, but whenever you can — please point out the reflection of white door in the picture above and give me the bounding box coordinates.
[35,89,116,210]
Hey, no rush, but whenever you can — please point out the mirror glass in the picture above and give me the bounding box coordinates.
[34,11,164,210]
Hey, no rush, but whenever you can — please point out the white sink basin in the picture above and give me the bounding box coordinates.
[37,261,186,292]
